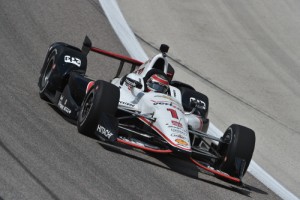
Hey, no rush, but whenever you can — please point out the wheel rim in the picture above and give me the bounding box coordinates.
[214,129,232,169]
[79,91,94,125]
[41,59,54,90]
[220,129,232,156]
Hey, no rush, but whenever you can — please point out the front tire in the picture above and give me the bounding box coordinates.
[77,80,120,136]
[216,124,255,177]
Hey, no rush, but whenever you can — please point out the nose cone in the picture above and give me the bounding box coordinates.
[154,108,191,149]
[140,93,192,152]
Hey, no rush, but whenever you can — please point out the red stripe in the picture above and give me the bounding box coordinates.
[117,138,172,153]
[167,72,174,79]
[86,81,95,94]
[139,117,191,152]
[91,47,143,66]
[152,74,169,85]
[190,158,241,183]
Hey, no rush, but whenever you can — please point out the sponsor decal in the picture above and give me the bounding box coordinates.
[175,139,188,146]
[190,97,206,109]
[64,55,81,67]
[139,117,191,151]
[97,125,113,139]
[58,96,71,114]
[172,89,176,98]
[167,108,178,119]
[119,101,134,107]
[152,99,184,112]
[170,128,188,135]
[134,67,144,75]
[172,120,183,128]
[171,133,187,139]
[153,101,172,106]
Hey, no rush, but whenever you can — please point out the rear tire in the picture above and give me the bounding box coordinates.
[38,50,57,101]
[77,80,120,136]
[38,42,88,102]
[216,124,255,177]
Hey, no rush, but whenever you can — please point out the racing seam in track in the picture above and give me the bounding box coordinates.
[0,140,59,200]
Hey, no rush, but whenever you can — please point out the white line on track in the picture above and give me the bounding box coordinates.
[99,0,299,199]
[99,0,148,62]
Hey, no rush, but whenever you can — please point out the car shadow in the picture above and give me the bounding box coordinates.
[97,141,267,197]
[46,103,267,197]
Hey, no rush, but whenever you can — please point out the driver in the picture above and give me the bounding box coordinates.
[146,74,169,93]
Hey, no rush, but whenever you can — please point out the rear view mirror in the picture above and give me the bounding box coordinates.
[160,44,169,57]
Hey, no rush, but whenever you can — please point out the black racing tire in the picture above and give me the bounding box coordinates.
[38,50,57,101]
[77,80,120,136]
[38,42,87,102]
[216,124,255,177]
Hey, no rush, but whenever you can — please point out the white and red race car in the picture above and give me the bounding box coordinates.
[38,36,255,185]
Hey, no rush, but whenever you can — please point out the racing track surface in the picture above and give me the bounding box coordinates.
[0,0,281,199]
[117,0,300,199]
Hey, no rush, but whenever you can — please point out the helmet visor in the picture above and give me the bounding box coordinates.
[147,81,169,93]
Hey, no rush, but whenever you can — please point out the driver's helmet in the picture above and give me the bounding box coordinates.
[146,74,169,93]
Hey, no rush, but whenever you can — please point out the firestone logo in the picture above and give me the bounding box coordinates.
[171,120,183,128]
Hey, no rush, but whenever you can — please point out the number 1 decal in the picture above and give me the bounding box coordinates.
[167,108,178,119]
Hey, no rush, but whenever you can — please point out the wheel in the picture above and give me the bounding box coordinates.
[216,124,255,177]
[38,50,57,101]
[38,42,88,102]
[77,80,120,136]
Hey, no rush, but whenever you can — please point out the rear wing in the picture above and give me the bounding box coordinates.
[81,36,143,78]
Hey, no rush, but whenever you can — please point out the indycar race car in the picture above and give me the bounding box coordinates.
[38,36,255,185]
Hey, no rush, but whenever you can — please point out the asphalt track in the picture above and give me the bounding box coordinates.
[0,0,283,199]
[117,0,300,199]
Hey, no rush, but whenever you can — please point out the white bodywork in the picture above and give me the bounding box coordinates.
[111,53,204,152]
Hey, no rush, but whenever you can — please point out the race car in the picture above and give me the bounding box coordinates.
[38,36,255,185]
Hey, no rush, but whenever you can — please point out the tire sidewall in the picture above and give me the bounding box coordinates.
[77,80,120,135]
[39,52,56,93]
[38,49,58,100]
[217,124,255,177]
